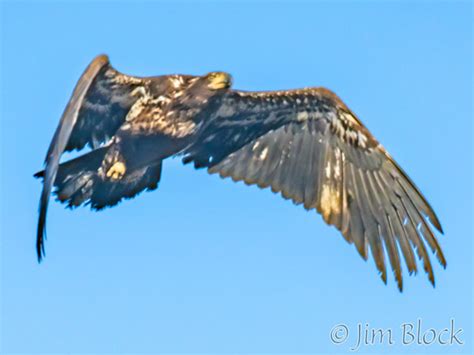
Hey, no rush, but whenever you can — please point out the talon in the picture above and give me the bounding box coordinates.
[106,161,126,180]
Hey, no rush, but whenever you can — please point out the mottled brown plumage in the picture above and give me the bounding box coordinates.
[35,55,445,291]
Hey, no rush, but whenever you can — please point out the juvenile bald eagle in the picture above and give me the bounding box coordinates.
[35,55,445,291]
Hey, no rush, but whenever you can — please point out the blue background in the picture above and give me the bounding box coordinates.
[0,1,472,353]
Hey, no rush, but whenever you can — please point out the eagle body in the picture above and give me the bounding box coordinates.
[35,55,445,291]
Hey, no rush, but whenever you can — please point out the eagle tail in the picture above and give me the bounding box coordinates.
[35,147,107,206]
[35,147,163,211]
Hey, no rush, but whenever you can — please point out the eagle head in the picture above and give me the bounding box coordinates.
[205,72,232,90]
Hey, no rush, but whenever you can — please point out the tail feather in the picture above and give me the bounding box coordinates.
[88,162,162,210]
[34,146,107,180]
[58,172,96,208]
[35,148,163,211]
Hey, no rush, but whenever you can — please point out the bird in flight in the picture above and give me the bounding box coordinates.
[35,54,445,291]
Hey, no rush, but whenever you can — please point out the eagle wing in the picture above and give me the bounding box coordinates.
[183,88,445,290]
[36,54,146,261]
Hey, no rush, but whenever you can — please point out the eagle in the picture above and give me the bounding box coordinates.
[35,54,445,291]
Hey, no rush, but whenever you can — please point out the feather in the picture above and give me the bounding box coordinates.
[36,55,110,261]
[195,87,444,290]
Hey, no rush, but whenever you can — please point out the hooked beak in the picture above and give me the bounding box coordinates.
[207,72,232,90]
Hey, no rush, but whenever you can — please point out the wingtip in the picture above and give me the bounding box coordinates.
[435,220,444,235]
[37,250,44,263]
[36,224,46,263]
[36,192,49,263]
[36,240,45,263]
[427,212,444,234]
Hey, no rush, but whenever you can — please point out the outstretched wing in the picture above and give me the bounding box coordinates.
[36,54,145,261]
[183,88,445,290]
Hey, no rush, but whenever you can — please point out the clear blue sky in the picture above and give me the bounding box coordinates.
[0,1,472,353]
